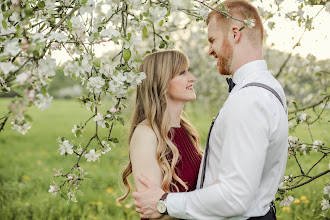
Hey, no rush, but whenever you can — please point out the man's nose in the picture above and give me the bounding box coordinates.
[208,46,214,56]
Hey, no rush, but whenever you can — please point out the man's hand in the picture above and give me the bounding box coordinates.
[132,175,166,219]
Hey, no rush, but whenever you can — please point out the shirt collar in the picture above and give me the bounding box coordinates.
[232,60,268,86]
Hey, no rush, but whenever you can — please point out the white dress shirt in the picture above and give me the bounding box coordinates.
[167,60,288,220]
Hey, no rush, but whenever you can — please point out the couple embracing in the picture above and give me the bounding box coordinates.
[118,0,288,219]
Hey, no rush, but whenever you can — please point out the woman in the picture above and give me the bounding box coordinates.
[118,50,202,219]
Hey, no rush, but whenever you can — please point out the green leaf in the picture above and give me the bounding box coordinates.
[93,61,100,68]
[2,20,7,30]
[144,19,153,24]
[239,26,245,31]
[24,114,33,122]
[127,33,132,41]
[76,130,82,137]
[159,20,164,26]
[15,25,22,37]
[67,20,72,28]
[142,26,148,38]
[165,35,170,40]
[123,49,131,61]
[37,1,45,9]
[118,117,125,126]
[80,0,88,5]
[1,4,5,12]
[159,42,165,49]
[112,138,119,143]
[292,102,298,111]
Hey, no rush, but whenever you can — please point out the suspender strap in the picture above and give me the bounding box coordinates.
[199,114,218,189]
[242,83,286,111]
[199,82,286,189]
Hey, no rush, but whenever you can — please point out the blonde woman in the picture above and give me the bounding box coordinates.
[118,50,202,219]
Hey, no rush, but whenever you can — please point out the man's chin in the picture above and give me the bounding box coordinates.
[218,68,231,76]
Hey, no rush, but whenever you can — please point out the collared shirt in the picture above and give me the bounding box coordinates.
[167,60,288,220]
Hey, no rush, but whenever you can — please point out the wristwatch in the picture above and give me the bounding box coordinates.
[157,193,169,214]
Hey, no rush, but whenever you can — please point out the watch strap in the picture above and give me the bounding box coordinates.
[160,193,168,201]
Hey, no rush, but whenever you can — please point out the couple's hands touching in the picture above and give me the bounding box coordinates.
[132,175,165,219]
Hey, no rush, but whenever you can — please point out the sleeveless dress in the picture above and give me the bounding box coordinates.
[141,126,202,220]
[168,126,202,192]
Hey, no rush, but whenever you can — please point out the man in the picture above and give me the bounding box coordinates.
[132,0,288,219]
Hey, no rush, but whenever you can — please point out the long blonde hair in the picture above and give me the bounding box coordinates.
[118,50,202,201]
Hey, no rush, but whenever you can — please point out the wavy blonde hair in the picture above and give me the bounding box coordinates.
[118,50,202,201]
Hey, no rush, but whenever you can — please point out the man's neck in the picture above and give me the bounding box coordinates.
[231,46,263,76]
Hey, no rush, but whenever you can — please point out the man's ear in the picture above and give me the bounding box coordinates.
[231,26,241,44]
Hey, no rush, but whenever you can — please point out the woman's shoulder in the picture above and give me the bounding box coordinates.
[130,120,157,147]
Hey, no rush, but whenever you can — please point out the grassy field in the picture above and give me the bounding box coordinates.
[0,98,329,220]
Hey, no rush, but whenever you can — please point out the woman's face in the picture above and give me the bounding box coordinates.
[166,69,196,104]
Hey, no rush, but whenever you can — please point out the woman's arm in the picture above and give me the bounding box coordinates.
[130,124,179,220]
[130,124,163,192]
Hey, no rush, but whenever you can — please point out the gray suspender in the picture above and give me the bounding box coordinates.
[242,82,286,112]
[199,82,286,189]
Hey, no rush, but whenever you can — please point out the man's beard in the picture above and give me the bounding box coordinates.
[218,37,233,76]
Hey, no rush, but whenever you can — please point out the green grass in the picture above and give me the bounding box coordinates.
[0,98,329,220]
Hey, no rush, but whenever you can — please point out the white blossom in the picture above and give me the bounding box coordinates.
[0,77,10,92]
[100,26,121,39]
[297,112,307,123]
[70,17,85,39]
[325,2,330,13]
[4,39,22,56]
[84,149,101,162]
[87,76,105,94]
[38,55,56,77]
[267,21,275,30]
[0,62,18,76]
[321,199,330,210]
[196,6,209,21]
[48,185,59,196]
[32,33,46,43]
[72,125,80,137]
[313,140,323,152]
[101,141,111,154]
[324,185,330,197]
[288,136,299,144]
[280,195,294,207]
[15,72,30,85]
[58,140,74,155]
[149,7,167,22]
[11,122,31,135]
[94,113,106,128]
[48,32,68,43]
[34,93,53,111]
[80,0,95,14]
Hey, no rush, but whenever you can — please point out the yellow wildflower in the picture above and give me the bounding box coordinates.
[37,160,42,165]
[300,196,307,201]
[97,201,103,206]
[116,202,122,207]
[124,203,132,209]
[23,175,30,180]
[106,187,113,194]
[303,200,310,204]
[282,206,291,213]
[293,199,300,204]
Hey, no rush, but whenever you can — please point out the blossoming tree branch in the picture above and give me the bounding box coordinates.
[0,0,329,215]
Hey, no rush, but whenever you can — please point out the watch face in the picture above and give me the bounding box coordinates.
[157,201,167,214]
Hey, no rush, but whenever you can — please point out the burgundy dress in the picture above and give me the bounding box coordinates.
[141,126,202,220]
[169,126,202,192]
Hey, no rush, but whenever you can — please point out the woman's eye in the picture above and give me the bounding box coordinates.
[180,71,185,75]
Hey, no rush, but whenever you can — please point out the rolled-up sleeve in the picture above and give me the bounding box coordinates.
[167,88,271,219]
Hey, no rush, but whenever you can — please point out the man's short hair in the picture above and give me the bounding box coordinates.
[206,0,264,46]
